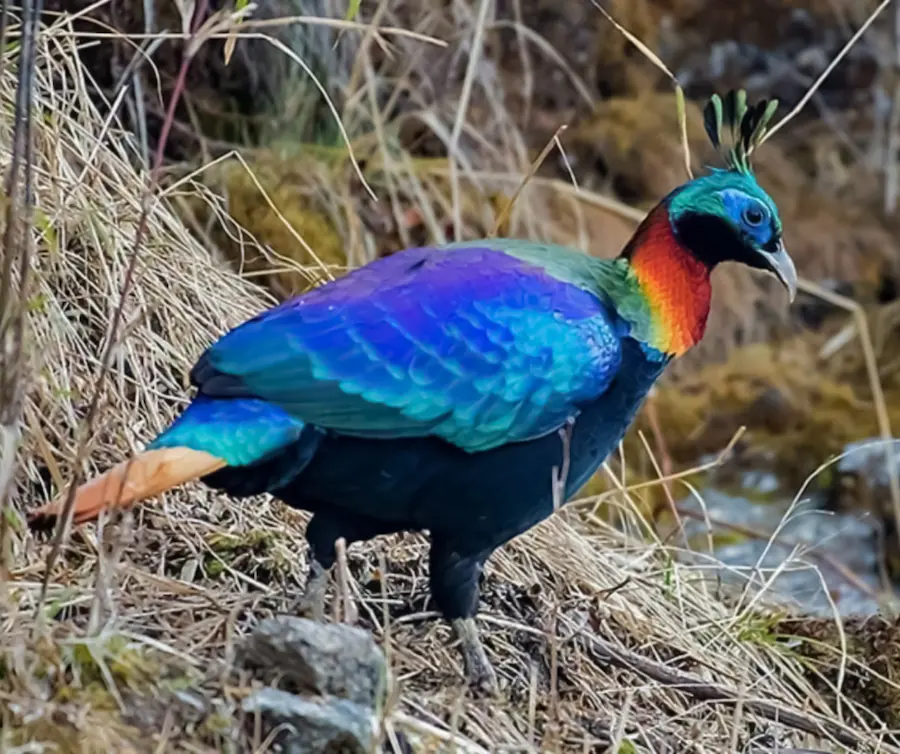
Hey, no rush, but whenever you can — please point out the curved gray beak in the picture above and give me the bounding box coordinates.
[765,241,797,303]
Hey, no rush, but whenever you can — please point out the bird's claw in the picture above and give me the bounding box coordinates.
[453,618,500,697]
[292,558,330,622]
[466,656,499,697]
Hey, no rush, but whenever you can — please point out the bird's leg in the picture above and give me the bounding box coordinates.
[429,537,499,695]
[452,617,498,695]
[294,509,394,622]
[291,511,338,620]
[295,556,330,621]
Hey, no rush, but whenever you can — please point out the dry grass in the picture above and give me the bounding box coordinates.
[2,4,900,754]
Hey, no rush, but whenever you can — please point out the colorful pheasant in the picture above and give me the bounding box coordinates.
[29,91,796,692]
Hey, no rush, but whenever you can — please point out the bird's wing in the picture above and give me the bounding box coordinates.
[191,245,624,453]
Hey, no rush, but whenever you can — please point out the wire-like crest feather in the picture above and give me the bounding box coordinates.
[703,89,778,175]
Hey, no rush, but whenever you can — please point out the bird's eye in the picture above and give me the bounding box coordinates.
[743,204,766,227]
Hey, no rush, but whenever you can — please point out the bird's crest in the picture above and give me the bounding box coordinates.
[703,89,779,176]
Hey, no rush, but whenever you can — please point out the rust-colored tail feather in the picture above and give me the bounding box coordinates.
[27,447,226,531]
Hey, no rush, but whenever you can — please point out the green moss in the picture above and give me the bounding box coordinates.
[206,529,276,555]
[195,154,348,299]
[3,505,24,535]
[734,610,788,646]
[63,634,160,692]
[26,292,49,313]
[201,711,235,736]
[203,528,289,579]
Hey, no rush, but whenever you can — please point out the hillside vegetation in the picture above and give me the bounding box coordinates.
[2,1,900,751]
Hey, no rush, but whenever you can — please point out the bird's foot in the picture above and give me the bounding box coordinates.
[292,558,330,622]
[452,618,499,697]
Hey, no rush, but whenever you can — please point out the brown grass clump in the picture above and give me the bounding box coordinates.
[775,615,900,729]
[4,7,900,754]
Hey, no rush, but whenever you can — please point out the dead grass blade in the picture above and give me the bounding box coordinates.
[449,0,493,240]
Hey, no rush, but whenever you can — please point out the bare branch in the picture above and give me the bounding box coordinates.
[0,0,42,578]
[36,0,213,614]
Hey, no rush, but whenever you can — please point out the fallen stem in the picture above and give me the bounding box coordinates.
[583,634,874,750]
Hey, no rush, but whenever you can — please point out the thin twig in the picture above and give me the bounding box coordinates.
[590,0,692,179]
[0,0,41,580]
[37,12,449,47]
[551,417,574,512]
[36,0,213,615]
[334,536,357,625]
[589,427,747,507]
[885,2,900,213]
[490,123,568,238]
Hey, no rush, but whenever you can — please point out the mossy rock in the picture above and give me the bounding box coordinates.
[192,152,348,298]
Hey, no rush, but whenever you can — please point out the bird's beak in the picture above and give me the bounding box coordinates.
[763,241,797,303]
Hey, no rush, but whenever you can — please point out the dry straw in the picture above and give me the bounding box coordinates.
[0,2,898,752]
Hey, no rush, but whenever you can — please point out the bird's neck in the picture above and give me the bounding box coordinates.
[618,204,712,358]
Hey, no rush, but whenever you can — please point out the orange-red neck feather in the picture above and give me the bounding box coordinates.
[621,204,712,357]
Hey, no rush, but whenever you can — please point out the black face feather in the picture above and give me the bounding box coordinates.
[671,211,774,273]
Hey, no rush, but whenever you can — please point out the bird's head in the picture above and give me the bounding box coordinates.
[665,91,797,302]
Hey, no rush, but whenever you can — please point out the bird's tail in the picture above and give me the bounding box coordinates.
[27,448,226,531]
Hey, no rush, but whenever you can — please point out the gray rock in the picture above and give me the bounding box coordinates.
[837,437,900,490]
[242,688,375,754]
[678,488,888,616]
[242,617,386,708]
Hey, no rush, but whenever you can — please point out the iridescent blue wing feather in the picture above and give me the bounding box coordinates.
[191,245,624,453]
